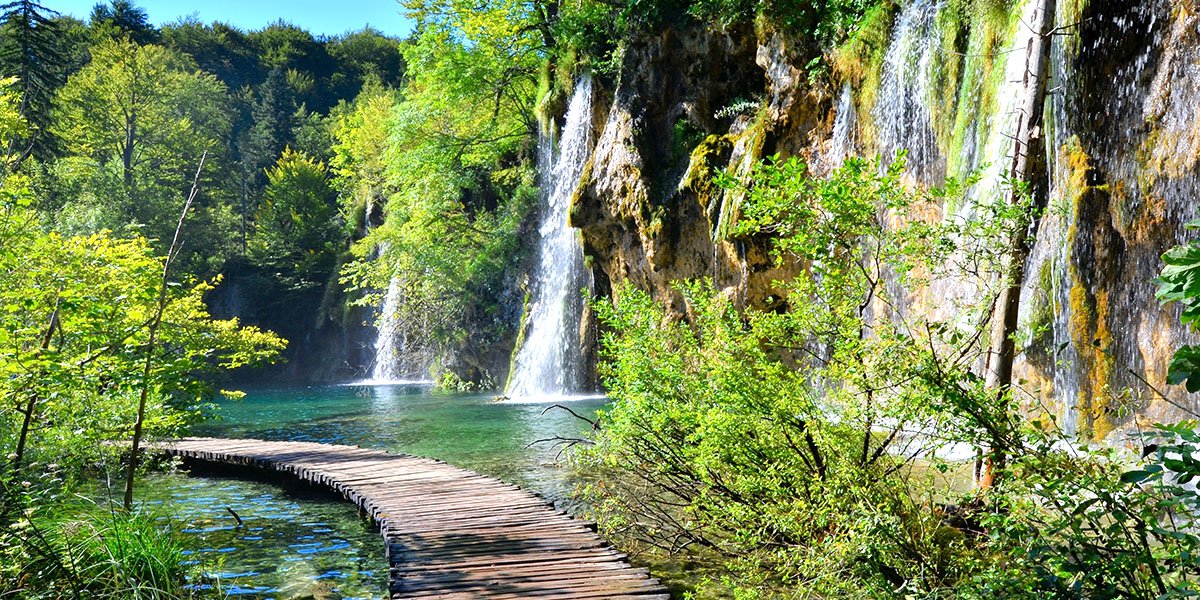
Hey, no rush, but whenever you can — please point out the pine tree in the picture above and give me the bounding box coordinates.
[243,66,298,184]
[0,0,65,164]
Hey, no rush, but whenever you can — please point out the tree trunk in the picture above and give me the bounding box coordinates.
[981,0,1056,485]
[10,302,59,475]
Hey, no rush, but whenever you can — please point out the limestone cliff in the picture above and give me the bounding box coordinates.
[568,0,1200,439]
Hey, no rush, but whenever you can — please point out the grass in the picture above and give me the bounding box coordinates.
[2,500,202,599]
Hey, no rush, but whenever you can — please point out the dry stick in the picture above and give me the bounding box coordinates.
[122,151,207,511]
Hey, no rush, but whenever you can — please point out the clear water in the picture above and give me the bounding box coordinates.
[133,472,386,599]
[154,383,607,598]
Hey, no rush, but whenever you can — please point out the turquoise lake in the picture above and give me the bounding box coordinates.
[148,383,608,599]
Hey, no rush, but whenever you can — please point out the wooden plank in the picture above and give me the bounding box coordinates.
[148,437,670,599]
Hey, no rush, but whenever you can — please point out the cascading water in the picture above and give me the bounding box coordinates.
[875,0,945,185]
[364,251,433,384]
[371,276,408,382]
[504,76,594,400]
[825,82,857,172]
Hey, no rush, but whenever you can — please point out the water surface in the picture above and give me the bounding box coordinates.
[136,472,385,599]
[196,383,607,501]
[150,383,605,598]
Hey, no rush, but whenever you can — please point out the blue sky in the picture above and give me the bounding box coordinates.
[41,0,415,37]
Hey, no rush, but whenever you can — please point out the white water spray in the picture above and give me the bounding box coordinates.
[827,82,857,171]
[875,0,944,184]
[505,76,595,400]
[362,270,432,385]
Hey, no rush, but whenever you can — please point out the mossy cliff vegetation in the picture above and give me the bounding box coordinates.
[558,0,1200,441]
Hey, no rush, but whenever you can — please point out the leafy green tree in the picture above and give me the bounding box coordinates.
[330,81,398,232]
[252,147,340,286]
[161,17,263,92]
[242,67,297,174]
[51,38,235,267]
[248,21,336,110]
[339,1,544,381]
[327,27,405,100]
[0,77,283,506]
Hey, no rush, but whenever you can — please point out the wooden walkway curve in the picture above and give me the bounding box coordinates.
[153,437,670,599]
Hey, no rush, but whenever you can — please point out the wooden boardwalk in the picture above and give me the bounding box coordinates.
[153,437,670,599]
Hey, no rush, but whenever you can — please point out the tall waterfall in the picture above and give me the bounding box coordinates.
[505,76,594,400]
[874,0,944,184]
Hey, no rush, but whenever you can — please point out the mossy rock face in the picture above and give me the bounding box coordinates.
[679,134,735,209]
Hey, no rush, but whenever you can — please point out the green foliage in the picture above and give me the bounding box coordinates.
[50,37,235,273]
[981,426,1200,598]
[252,147,341,286]
[558,0,879,53]
[0,83,282,596]
[89,0,159,45]
[2,504,197,599]
[1157,221,1200,391]
[585,155,1033,597]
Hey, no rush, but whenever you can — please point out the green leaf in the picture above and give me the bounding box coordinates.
[1168,346,1200,393]
[1120,468,1161,484]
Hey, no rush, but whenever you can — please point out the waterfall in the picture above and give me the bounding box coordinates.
[826,82,857,171]
[364,265,433,384]
[875,0,944,184]
[371,276,407,381]
[504,76,594,400]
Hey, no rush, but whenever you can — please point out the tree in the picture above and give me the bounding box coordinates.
[252,147,340,286]
[51,38,232,247]
[330,81,398,232]
[242,66,297,177]
[89,0,158,45]
[327,27,405,100]
[0,78,284,512]
[0,0,65,164]
[160,18,263,92]
[584,155,1035,597]
[980,0,1055,482]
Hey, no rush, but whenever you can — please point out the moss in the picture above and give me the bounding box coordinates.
[679,134,735,206]
[940,1,1022,180]
[503,288,534,391]
[1059,136,1122,441]
[670,118,707,166]
[1018,259,1055,356]
[535,49,582,132]
[714,109,771,242]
